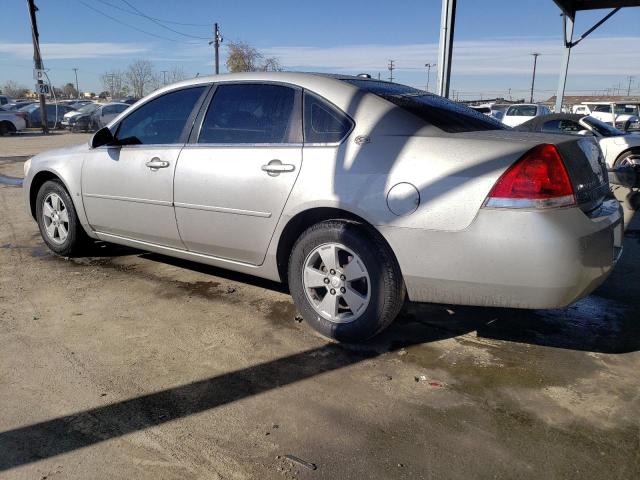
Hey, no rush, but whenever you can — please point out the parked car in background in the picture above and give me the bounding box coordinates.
[114,97,140,105]
[61,102,100,130]
[23,72,622,342]
[68,100,95,110]
[0,95,12,106]
[516,113,640,168]
[0,109,26,135]
[1,100,37,111]
[502,103,552,127]
[572,102,640,130]
[17,103,75,128]
[89,102,129,130]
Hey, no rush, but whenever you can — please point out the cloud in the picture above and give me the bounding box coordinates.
[0,42,149,60]
[263,36,640,76]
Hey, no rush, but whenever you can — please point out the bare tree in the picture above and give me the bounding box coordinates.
[62,82,78,99]
[125,60,155,98]
[262,57,282,72]
[2,81,30,99]
[225,41,282,72]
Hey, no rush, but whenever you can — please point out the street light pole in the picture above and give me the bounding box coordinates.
[530,52,541,103]
[73,67,79,99]
[425,63,436,92]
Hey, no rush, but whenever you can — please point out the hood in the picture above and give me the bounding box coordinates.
[63,110,82,120]
[31,143,89,164]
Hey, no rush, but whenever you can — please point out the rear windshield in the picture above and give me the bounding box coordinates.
[341,79,506,133]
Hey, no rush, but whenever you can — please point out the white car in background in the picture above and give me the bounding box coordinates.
[572,102,640,130]
[516,113,640,168]
[0,109,26,135]
[501,103,551,127]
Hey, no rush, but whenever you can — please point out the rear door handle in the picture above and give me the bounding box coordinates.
[262,159,295,176]
[146,158,170,170]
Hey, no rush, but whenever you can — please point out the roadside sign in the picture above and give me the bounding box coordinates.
[33,69,45,81]
[35,83,50,95]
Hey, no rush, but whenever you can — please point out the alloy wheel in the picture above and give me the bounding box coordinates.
[302,242,371,323]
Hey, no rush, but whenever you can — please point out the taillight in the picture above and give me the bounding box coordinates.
[484,144,575,209]
[16,112,27,119]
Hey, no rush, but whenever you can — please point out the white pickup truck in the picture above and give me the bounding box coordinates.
[0,109,26,135]
[572,102,640,130]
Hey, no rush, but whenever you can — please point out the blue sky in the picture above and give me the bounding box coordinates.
[1,0,639,100]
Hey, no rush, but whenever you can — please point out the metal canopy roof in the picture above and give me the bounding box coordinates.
[437,0,640,110]
[554,0,640,16]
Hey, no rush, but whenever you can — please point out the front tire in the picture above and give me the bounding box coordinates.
[36,180,88,256]
[288,220,405,342]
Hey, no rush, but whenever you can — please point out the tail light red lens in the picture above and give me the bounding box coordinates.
[485,144,575,209]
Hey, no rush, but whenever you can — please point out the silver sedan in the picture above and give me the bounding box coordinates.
[23,73,623,341]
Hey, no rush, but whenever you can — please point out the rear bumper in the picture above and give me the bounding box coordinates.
[380,199,623,309]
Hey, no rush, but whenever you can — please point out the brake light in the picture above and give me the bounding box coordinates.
[484,144,575,209]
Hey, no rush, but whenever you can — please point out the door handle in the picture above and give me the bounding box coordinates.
[261,159,295,176]
[146,158,170,170]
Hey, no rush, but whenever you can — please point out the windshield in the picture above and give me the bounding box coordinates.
[342,79,505,133]
[583,116,624,137]
[78,103,99,113]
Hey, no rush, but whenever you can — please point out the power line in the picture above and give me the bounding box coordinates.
[76,1,198,44]
[93,0,210,27]
[117,0,210,40]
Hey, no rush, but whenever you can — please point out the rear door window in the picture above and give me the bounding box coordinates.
[198,83,301,144]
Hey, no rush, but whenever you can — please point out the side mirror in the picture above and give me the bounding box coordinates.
[90,126,115,148]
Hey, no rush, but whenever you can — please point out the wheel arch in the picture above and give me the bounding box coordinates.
[614,146,640,167]
[0,120,16,134]
[29,170,72,219]
[275,206,400,284]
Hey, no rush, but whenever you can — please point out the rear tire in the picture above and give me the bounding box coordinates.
[288,220,405,342]
[614,149,640,168]
[36,180,89,256]
[0,121,16,136]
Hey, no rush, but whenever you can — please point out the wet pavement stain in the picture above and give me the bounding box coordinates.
[0,175,23,187]
[1,243,51,258]
[262,300,299,329]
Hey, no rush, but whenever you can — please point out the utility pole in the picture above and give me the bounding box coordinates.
[388,60,395,82]
[161,70,168,85]
[26,0,48,134]
[529,52,540,103]
[425,63,436,92]
[209,23,223,74]
[627,76,635,96]
[72,67,79,98]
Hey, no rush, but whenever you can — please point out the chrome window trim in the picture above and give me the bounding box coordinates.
[181,143,303,149]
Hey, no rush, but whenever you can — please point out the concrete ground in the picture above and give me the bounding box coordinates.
[0,134,639,479]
